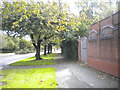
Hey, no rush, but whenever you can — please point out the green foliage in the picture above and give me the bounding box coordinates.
[19,38,28,50]
[2,1,79,59]
[2,1,79,43]
[1,68,57,88]
[2,1,68,37]
[15,49,29,54]
[15,38,34,54]
[0,33,34,53]
[60,0,118,61]
[61,40,78,60]
[75,0,118,22]
[4,39,15,50]
[9,53,56,66]
[0,34,19,53]
[2,0,116,60]
[74,0,118,39]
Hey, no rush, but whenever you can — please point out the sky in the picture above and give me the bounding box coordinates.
[62,0,79,15]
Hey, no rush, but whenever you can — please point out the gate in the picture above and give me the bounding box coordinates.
[81,37,87,63]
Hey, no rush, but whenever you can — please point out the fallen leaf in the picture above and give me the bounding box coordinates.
[40,80,44,82]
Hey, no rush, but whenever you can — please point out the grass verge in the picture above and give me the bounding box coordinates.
[1,68,58,88]
[0,53,11,54]
[9,53,56,66]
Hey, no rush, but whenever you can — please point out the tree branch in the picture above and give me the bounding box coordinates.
[44,34,54,40]
[30,34,37,48]
[37,34,43,45]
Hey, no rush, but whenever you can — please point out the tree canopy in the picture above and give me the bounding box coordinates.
[2,1,79,60]
[1,0,118,60]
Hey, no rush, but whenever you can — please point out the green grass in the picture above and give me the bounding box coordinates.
[0,53,11,54]
[1,68,58,88]
[9,53,56,66]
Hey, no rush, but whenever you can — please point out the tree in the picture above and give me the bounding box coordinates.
[75,0,118,21]
[2,1,78,60]
[0,34,19,53]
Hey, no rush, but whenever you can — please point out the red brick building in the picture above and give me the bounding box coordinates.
[78,11,120,77]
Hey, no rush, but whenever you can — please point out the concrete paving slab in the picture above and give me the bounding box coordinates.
[54,54,119,88]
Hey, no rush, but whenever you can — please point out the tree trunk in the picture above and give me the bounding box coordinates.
[35,46,41,60]
[50,45,52,53]
[61,46,63,54]
[48,44,52,54]
[44,45,47,55]
[30,34,43,60]
[47,44,50,54]
[35,43,43,60]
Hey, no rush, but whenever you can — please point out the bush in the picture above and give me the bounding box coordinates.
[61,39,78,60]
[15,49,34,54]
[15,49,28,54]
[1,35,34,53]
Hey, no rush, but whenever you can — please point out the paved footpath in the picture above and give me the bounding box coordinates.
[54,54,119,88]
[1,53,119,88]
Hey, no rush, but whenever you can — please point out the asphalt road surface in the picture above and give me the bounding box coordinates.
[0,49,61,67]
[0,53,40,66]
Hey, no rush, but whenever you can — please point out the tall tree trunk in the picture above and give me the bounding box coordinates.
[35,44,42,60]
[35,46,40,60]
[44,45,47,55]
[47,44,50,54]
[30,34,43,60]
[61,46,63,54]
[50,45,52,53]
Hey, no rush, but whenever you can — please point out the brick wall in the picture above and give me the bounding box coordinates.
[78,39,81,63]
[82,11,119,77]
[87,11,120,77]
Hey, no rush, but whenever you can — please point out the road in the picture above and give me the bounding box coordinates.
[0,52,42,67]
[0,49,61,67]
